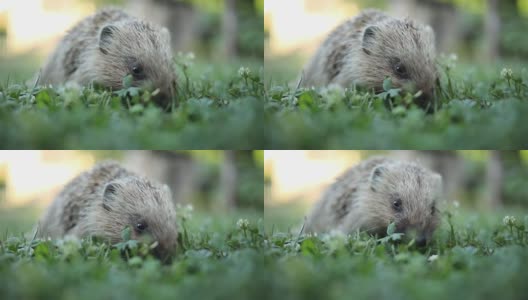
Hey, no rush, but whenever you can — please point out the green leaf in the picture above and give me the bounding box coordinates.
[383,77,392,91]
[387,222,396,235]
[122,75,133,88]
[130,104,144,114]
[121,226,131,241]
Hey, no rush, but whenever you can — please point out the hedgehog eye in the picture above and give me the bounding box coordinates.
[393,62,408,78]
[131,64,146,80]
[392,198,403,212]
[135,222,148,232]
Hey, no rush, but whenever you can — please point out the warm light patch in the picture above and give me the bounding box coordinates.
[5,0,94,54]
[0,150,95,207]
[265,0,358,56]
[264,150,361,205]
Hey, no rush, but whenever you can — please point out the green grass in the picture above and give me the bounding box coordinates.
[0,55,264,149]
[265,57,528,149]
[0,208,265,300]
[1,203,528,300]
[0,204,41,234]
[264,204,528,300]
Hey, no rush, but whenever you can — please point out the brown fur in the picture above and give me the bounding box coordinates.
[39,8,176,108]
[304,157,442,246]
[37,161,178,261]
[302,9,437,105]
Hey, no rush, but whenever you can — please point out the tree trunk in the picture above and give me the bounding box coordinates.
[393,150,464,202]
[486,150,504,209]
[219,150,238,209]
[123,151,195,205]
[223,0,238,58]
[485,0,501,60]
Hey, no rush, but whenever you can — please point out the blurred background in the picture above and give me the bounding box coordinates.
[265,150,528,231]
[0,0,264,83]
[264,0,528,84]
[0,150,263,233]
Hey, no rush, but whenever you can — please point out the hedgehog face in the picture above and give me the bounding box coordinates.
[365,162,442,246]
[99,178,178,263]
[361,19,437,108]
[97,21,176,109]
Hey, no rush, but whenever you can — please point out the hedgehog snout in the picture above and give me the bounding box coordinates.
[415,88,435,111]
[152,89,173,110]
[415,235,427,247]
[395,221,430,247]
[151,241,175,264]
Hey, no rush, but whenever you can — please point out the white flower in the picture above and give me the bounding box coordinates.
[56,236,82,257]
[177,52,195,68]
[176,203,194,220]
[321,230,347,252]
[285,241,301,252]
[238,67,251,77]
[237,218,250,229]
[503,215,516,226]
[453,200,460,208]
[428,254,439,262]
[442,53,458,69]
[501,68,513,79]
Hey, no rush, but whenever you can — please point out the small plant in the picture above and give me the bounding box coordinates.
[265,61,528,148]
[0,59,264,149]
[1,211,528,300]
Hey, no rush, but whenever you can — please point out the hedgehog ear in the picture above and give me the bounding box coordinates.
[99,25,118,55]
[102,182,120,211]
[162,184,173,200]
[161,27,172,45]
[362,25,379,55]
[370,165,386,192]
[424,25,436,45]
[431,173,443,198]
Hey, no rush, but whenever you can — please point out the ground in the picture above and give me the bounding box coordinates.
[1,201,527,300]
[264,55,528,149]
[0,54,264,149]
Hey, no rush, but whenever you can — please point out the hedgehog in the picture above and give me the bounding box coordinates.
[302,9,437,108]
[304,157,443,246]
[38,8,176,108]
[36,161,178,262]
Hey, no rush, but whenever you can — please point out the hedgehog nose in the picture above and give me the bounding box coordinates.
[152,92,172,109]
[416,87,436,109]
[415,236,427,247]
[152,244,173,264]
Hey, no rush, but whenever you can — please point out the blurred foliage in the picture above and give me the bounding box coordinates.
[0,205,40,234]
[501,16,528,58]
[192,151,263,211]
[0,56,264,149]
[235,151,264,210]
[84,150,263,211]
[237,1,264,58]
[503,166,528,206]
[65,0,262,58]
[80,0,125,7]
[195,0,263,58]
[438,0,526,60]
[265,58,528,149]
[0,53,43,83]
[451,151,528,207]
